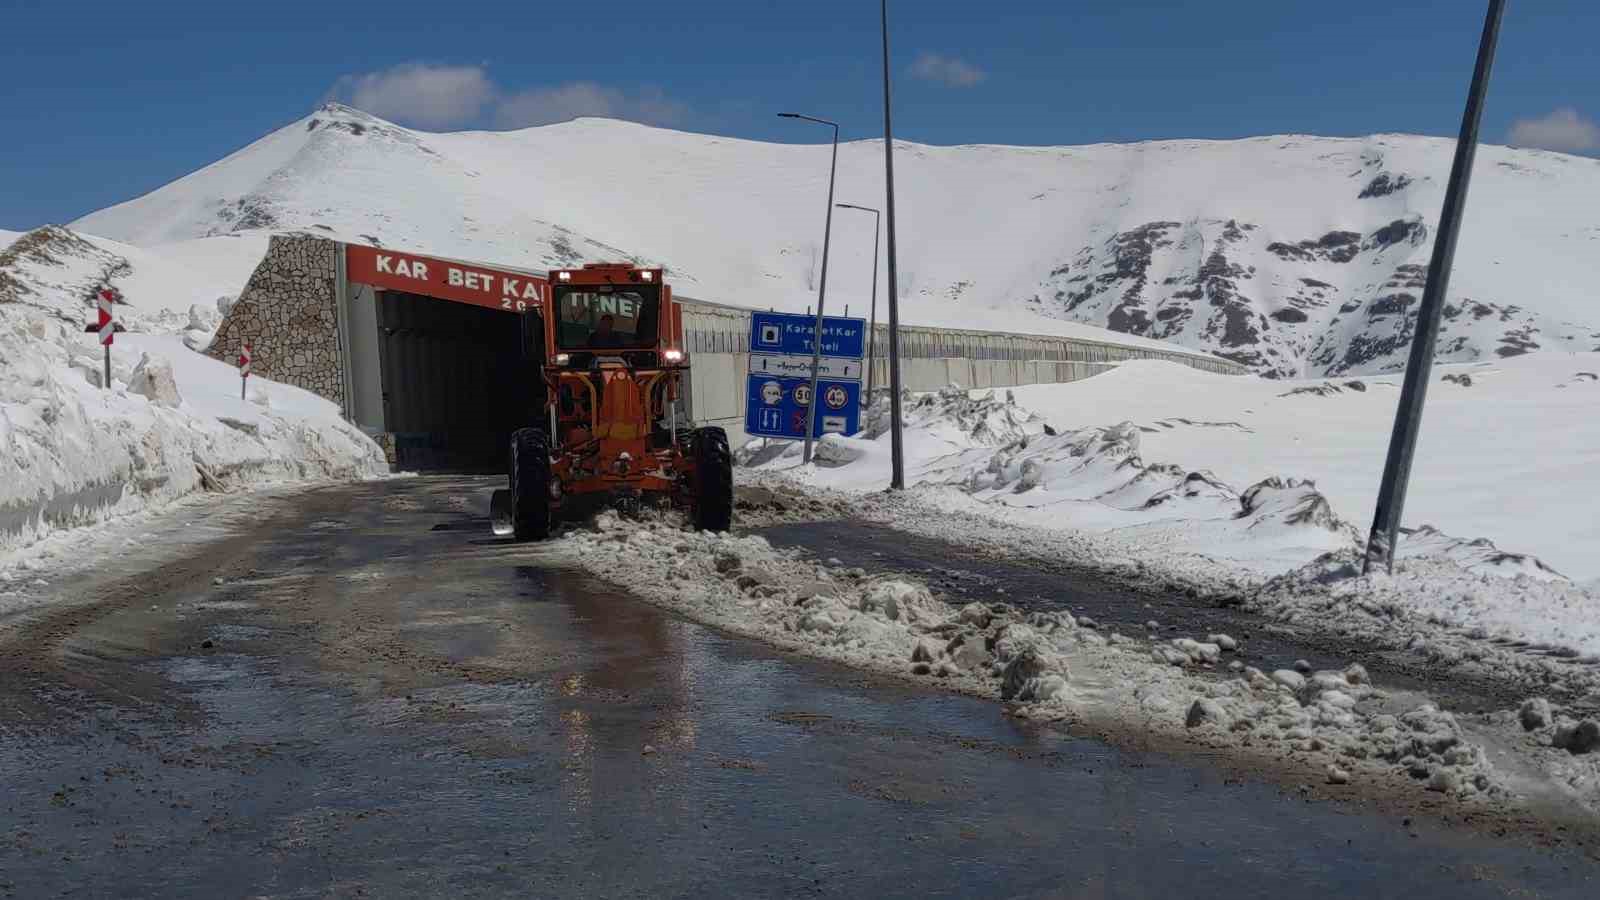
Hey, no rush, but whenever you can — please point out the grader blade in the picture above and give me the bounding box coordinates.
[489,489,514,536]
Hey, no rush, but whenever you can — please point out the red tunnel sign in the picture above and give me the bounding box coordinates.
[346,245,547,312]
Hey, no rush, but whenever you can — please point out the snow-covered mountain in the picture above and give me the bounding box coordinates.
[72,104,1600,377]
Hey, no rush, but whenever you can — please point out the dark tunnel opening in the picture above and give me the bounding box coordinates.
[375,290,538,473]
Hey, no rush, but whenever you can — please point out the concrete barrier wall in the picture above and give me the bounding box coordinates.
[212,238,1243,451]
[675,299,1245,445]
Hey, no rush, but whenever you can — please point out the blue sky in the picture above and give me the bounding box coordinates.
[2,0,1596,230]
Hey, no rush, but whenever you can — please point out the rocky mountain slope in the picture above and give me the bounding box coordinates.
[1030,148,1600,377]
[69,104,1600,377]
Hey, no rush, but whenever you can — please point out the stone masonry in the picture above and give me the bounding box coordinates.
[207,233,345,409]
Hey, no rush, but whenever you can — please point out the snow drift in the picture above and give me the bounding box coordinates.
[745,356,1600,662]
[753,355,1600,585]
[747,384,1362,573]
[0,228,386,572]
[1005,357,1600,582]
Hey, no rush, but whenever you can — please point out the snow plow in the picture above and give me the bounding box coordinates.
[489,263,732,540]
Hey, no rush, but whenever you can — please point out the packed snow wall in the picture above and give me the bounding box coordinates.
[205,234,345,408]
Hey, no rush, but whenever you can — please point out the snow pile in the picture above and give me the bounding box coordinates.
[740,385,1050,482]
[0,302,386,573]
[556,512,1547,810]
[862,385,1046,446]
[180,301,224,351]
[748,353,1600,670]
[1396,526,1569,581]
[1178,664,1497,797]
[133,300,227,350]
[1470,699,1600,815]
[126,352,183,407]
[565,510,945,673]
[751,385,1360,571]
[1511,698,1600,757]
[1254,549,1600,662]
[1001,357,1600,581]
[1,221,384,574]
[781,355,1600,596]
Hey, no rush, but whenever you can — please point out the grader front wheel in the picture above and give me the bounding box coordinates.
[689,426,733,533]
[509,427,553,542]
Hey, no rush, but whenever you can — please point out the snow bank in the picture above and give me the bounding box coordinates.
[1256,550,1600,664]
[553,512,1586,814]
[749,384,1361,574]
[0,305,386,563]
[0,232,387,578]
[1008,357,1600,581]
[746,363,1600,664]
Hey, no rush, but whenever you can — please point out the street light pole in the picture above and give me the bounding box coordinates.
[1362,0,1506,574]
[778,112,840,465]
[880,0,906,490]
[836,203,880,398]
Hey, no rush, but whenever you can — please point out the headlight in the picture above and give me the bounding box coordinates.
[557,271,572,282]
[554,353,571,365]
[640,270,654,281]
[663,349,684,363]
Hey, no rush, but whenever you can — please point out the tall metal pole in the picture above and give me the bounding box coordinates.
[881,0,906,490]
[779,112,841,464]
[837,203,881,398]
[1363,0,1506,574]
[866,211,880,399]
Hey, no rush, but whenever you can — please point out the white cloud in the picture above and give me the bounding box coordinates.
[1508,108,1600,154]
[493,82,690,129]
[331,63,495,129]
[330,64,691,131]
[908,52,988,88]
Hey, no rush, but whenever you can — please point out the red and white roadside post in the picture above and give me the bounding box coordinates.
[96,287,116,388]
[239,343,252,400]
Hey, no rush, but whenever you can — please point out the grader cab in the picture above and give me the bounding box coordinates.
[490,263,732,540]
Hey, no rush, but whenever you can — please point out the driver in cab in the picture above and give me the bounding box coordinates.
[588,313,624,348]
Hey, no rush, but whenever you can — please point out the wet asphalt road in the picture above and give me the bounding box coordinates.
[2,476,1597,898]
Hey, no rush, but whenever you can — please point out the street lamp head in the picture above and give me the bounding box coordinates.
[837,203,879,214]
[778,112,838,129]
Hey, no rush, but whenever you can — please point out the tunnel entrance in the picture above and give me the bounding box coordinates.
[375,290,536,472]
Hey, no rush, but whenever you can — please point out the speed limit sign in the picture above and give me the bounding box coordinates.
[793,384,812,407]
[824,385,849,409]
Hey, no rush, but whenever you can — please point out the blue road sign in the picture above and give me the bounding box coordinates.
[746,375,862,440]
[750,312,866,361]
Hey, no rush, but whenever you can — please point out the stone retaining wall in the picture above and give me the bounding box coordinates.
[206,233,345,409]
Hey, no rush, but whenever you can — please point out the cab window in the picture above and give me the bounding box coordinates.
[555,286,659,350]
